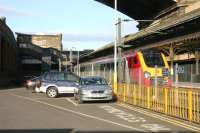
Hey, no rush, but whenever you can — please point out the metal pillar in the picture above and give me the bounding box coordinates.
[77,51,80,76]
[70,50,73,72]
[76,51,78,75]
[169,44,174,76]
[175,63,178,88]
[58,58,61,72]
[117,18,123,83]
[92,63,94,76]
[195,50,199,75]
[113,0,118,94]
[154,65,158,99]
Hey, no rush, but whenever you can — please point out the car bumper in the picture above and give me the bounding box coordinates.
[80,94,113,101]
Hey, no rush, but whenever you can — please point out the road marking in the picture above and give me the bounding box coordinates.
[10,94,146,132]
[66,98,78,106]
[34,98,67,100]
[141,124,171,132]
[99,105,172,132]
[99,105,146,123]
[116,103,200,132]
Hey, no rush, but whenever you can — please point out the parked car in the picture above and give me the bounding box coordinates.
[74,76,113,103]
[39,71,80,98]
[25,76,41,92]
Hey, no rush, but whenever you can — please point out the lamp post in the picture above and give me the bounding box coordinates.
[113,15,160,92]
[113,0,118,94]
[77,50,80,76]
[70,47,76,72]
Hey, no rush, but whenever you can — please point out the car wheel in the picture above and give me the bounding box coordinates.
[46,87,58,98]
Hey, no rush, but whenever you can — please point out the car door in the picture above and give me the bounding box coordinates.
[64,73,80,93]
[56,72,79,93]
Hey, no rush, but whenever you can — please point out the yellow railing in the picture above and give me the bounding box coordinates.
[116,83,200,124]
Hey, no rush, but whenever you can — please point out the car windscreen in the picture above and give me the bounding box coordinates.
[142,50,165,67]
[81,78,108,85]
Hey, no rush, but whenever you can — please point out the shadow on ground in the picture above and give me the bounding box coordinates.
[0,84,23,90]
[0,129,145,133]
[0,129,194,133]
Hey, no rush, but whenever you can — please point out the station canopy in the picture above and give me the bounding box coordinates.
[95,0,176,20]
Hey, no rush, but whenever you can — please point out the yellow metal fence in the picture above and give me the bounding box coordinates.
[117,83,200,124]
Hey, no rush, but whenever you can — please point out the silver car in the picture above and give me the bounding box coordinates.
[74,76,113,103]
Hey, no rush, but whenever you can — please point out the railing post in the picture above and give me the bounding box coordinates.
[147,87,150,109]
[164,88,168,114]
[188,90,193,121]
[123,83,126,102]
[133,83,137,105]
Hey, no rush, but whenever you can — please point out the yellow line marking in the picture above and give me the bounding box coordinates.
[116,103,200,132]
[10,94,146,132]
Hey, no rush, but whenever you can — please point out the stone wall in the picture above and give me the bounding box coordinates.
[17,33,62,51]
[0,19,20,85]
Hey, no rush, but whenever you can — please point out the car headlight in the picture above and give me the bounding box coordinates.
[81,89,90,95]
[105,89,113,94]
[144,71,151,79]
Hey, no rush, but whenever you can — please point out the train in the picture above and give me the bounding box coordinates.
[78,48,172,87]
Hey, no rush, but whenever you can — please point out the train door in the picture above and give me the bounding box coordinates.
[127,54,143,84]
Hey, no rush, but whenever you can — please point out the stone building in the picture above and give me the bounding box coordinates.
[0,17,20,85]
[16,33,63,76]
[16,33,62,51]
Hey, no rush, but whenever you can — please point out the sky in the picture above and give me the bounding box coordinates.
[0,0,138,51]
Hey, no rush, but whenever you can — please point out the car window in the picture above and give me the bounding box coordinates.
[57,72,64,81]
[64,73,79,82]
[81,78,108,85]
[44,73,51,80]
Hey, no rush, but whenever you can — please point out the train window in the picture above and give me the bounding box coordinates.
[142,50,165,67]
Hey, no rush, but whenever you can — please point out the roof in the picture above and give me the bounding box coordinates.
[15,32,62,36]
[95,0,176,20]
[80,9,200,62]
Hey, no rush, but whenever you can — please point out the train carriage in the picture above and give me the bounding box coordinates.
[79,48,171,87]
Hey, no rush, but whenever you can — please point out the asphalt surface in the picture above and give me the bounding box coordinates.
[0,87,200,133]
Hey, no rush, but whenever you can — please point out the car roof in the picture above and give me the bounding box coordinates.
[81,76,105,79]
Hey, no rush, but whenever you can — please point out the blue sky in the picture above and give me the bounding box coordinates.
[0,0,138,50]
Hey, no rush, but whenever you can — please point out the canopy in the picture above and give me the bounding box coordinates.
[95,0,176,20]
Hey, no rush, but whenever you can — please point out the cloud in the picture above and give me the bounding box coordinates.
[0,6,36,16]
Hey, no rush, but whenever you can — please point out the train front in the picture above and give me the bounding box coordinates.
[140,49,172,87]
[127,49,172,87]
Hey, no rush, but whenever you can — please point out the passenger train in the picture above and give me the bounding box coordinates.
[78,48,171,87]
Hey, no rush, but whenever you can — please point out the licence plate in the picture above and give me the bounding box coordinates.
[92,94,103,97]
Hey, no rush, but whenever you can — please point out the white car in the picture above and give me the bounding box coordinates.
[38,71,80,98]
